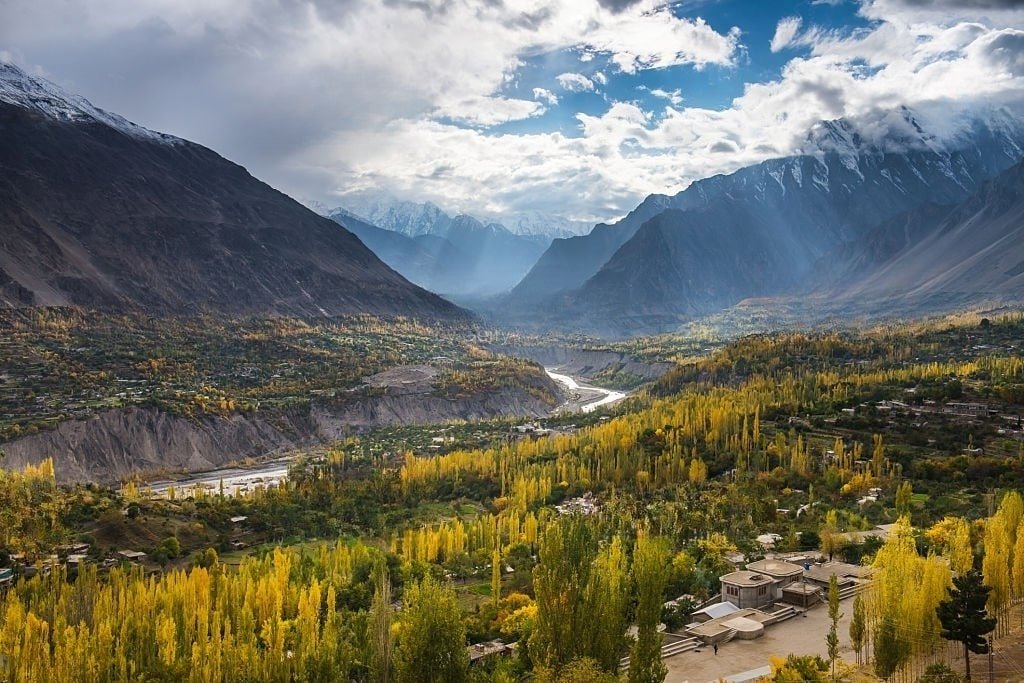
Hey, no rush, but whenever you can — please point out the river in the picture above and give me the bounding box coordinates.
[145,369,623,497]
[544,368,628,414]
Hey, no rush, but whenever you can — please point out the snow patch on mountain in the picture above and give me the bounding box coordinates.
[0,62,180,144]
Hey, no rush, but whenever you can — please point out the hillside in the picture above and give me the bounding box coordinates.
[502,108,1024,336]
[821,158,1024,309]
[0,63,467,321]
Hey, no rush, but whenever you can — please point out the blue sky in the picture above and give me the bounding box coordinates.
[3,0,1023,229]
[491,0,872,138]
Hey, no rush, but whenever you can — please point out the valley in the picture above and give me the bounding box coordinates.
[2,13,1024,683]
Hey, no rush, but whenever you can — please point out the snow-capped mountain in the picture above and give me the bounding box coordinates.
[502,106,1024,336]
[478,210,591,238]
[338,196,452,238]
[0,62,179,144]
[326,205,549,297]
[331,193,586,239]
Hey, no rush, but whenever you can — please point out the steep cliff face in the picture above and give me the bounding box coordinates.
[0,384,561,485]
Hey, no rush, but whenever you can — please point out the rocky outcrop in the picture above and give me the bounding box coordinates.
[0,384,560,485]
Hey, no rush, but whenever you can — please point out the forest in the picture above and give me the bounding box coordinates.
[1,313,1024,681]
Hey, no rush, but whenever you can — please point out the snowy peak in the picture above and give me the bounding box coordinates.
[332,193,583,239]
[802,107,939,157]
[0,62,178,144]
[800,105,1024,162]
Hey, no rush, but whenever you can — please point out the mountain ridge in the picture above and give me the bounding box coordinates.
[327,204,549,296]
[501,107,1024,336]
[0,62,469,322]
[507,107,1024,316]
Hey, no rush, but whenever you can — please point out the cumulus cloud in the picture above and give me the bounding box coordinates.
[432,96,546,127]
[532,87,559,105]
[0,0,738,215]
[557,72,596,91]
[645,87,684,105]
[593,71,608,85]
[3,0,1024,227]
[771,16,803,52]
[971,28,1024,76]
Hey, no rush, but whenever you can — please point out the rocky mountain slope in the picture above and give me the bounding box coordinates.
[326,210,471,295]
[0,63,467,321]
[504,108,1024,336]
[0,379,561,485]
[819,158,1024,310]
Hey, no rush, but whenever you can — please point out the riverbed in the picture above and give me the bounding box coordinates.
[544,368,628,413]
[144,368,625,497]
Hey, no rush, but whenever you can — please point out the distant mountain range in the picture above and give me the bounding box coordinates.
[499,107,1024,336]
[322,201,551,297]
[0,63,467,321]
[333,194,589,238]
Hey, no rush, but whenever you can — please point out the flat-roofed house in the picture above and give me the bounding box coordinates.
[744,559,805,599]
[720,571,775,610]
[803,561,872,591]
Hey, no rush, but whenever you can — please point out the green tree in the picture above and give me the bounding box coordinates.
[826,575,842,680]
[531,517,598,671]
[849,594,866,665]
[538,657,620,683]
[369,564,394,683]
[937,570,997,682]
[895,481,913,518]
[873,614,906,680]
[918,663,964,683]
[628,533,670,683]
[588,536,629,673]
[394,576,468,683]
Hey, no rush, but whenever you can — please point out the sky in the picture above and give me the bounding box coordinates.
[2,0,1024,228]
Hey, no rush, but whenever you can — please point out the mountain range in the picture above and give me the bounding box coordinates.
[3,60,1023,339]
[499,107,1024,336]
[323,201,550,297]
[0,63,467,321]
[334,194,589,238]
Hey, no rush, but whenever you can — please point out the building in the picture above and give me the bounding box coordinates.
[468,640,515,666]
[802,561,872,591]
[66,554,89,567]
[117,550,147,563]
[691,601,742,623]
[719,570,775,610]
[744,559,805,599]
[781,582,824,608]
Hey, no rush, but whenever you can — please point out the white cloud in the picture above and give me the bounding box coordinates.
[647,87,683,105]
[771,16,803,53]
[532,87,559,106]
[309,4,1024,225]
[4,0,1024,228]
[593,71,608,85]
[432,96,545,127]
[557,72,596,92]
